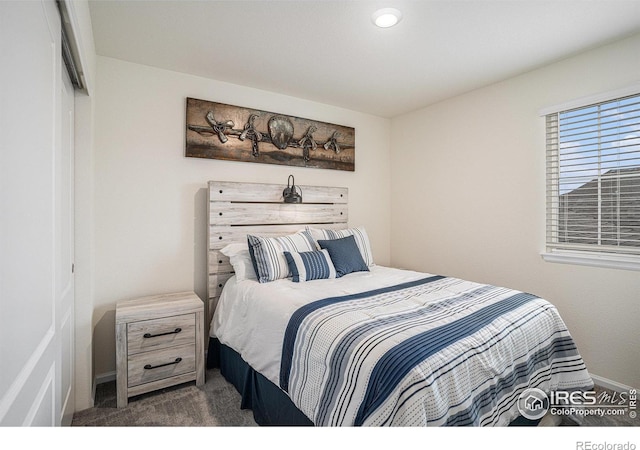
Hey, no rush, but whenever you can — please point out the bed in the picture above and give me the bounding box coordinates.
[205,180,593,426]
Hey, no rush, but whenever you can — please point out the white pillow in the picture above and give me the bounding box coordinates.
[306,226,374,267]
[220,243,257,282]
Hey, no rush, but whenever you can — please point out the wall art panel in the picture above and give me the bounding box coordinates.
[186,98,355,171]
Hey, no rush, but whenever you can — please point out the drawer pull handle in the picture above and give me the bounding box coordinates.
[144,357,182,370]
[143,328,182,339]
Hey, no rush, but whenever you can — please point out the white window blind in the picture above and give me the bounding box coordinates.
[545,93,640,256]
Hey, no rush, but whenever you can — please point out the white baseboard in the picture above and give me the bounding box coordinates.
[590,373,636,392]
[94,371,116,386]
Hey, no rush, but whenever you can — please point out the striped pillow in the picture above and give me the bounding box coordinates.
[284,249,336,282]
[247,231,317,283]
[306,226,374,267]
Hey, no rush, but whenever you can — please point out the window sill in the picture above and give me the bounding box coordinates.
[541,250,640,272]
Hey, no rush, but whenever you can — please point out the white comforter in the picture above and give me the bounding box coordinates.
[211,266,592,426]
[211,266,428,386]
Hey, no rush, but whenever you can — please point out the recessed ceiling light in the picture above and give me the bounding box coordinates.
[372,8,402,28]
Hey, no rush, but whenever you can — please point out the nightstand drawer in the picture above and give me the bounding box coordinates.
[127,314,195,355]
[127,344,196,387]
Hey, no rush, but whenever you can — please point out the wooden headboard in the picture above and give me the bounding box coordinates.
[206,180,349,325]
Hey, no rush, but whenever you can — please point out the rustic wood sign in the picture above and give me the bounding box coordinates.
[185,98,355,171]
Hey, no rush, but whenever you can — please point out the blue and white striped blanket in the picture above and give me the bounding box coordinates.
[279,275,592,426]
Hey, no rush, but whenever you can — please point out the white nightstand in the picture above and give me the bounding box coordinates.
[115,291,205,408]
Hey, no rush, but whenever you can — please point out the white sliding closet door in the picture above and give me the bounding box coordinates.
[0,0,74,426]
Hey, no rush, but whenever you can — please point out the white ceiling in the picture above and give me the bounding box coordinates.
[88,0,640,118]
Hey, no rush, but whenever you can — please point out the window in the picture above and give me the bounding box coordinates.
[544,91,640,269]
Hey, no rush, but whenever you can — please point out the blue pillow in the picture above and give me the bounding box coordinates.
[284,249,336,282]
[317,235,369,278]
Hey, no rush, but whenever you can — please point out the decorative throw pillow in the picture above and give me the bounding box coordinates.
[247,231,317,283]
[284,249,337,282]
[306,226,374,267]
[220,243,257,282]
[318,235,369,278]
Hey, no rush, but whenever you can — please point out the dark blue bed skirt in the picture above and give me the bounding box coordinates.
[206,337,538,427]
[207,337,313,426]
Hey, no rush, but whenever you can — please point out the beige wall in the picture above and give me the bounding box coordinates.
[390,33,640,388]
[89,33,640,392]
[91,56,392,378]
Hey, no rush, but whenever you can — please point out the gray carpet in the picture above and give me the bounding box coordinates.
[72,369,257,426]
[72,370,638,427]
